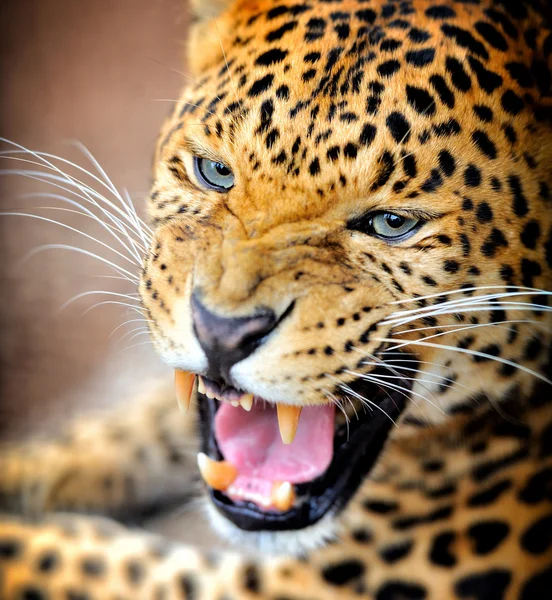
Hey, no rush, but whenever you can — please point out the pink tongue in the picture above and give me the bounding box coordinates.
[215,401,335,483]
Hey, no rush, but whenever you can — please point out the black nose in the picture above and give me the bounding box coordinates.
[191,293,278,380]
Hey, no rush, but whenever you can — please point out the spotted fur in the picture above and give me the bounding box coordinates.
[1,0,552,598]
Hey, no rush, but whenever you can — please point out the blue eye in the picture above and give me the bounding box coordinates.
[348,211,421,242]
[370,213,419,239]
[194,157,234,191]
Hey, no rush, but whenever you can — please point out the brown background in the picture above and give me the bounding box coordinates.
[0,0,190,440]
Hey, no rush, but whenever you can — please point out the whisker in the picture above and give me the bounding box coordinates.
[1,164,147,261]
[13,200,147,256]
[342,382,400,425]
[120,329,151,344]
[388,285,548,307]
[74,140,149,235]
[109,318,152,339]
[313,377,356,438]
[96,275,138,283]
[59,290,141,313]
[340,348,443,412]
[395,98,437,148]
[344,370,445,415]
[82,300,145,316]
[386,301,551,328]
[375,337,552,385]
[110,325,150,345]
[321,388,352,437]
[350,351,478,395]
[383,355,495,381]
[363,375,433,426]
[21,244,138,281]
[393,319,548,337]
[214,17,239,105]
[325,374,399,425]
[354,371,459,393]
[121,188,149,250]
[146,55,228,106]
[1,211,141,268]
[116,340,155,354]
[0,149,151,253]
[72,140,152,241]
[381,353,494,387]
[154,99,219,120]
[3,140,153,239]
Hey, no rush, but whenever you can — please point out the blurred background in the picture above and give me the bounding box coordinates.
[0,0,190,440]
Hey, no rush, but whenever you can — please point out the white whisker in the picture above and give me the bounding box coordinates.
[146,55,229,106]
[94,275,137,285]
[339,348,444,412]
[393,319,548,337]
[12,200,147,257]
[214,17,239,105]
[2,139,153,238]
[1,212,141,268]
[0,148,151,255]
[344,370,445,415]
[1,165,147,261]
[122,188,149,249]
[325,373,399,426]
[121,329,151,344]
[350,352,478,395]
[59,290,141,313]
[387,301,551,328]
[109,318,152,339]
[375,338,552,385]
[388,285,547,308]
[116,340,155,354]
[154,99,219,120]
[72,140,152,239]
[21,244,138,281]
[320,387,352,439]
[82,301,145,317]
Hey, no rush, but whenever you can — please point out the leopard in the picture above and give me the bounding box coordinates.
[1,0,552,598]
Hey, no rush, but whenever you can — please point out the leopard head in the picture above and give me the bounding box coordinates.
[140,0,552,553]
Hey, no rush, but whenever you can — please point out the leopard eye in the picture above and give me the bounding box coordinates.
[370,213,419,239]
[194,157,234,191]
[348,211,421,241]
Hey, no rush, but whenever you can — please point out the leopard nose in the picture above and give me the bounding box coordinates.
[191,293,278,377]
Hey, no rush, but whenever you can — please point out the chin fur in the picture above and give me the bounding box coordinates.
[204,501,341,557]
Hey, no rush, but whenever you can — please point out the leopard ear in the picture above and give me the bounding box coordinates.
[187,0,236,75]
[189,0,233,21]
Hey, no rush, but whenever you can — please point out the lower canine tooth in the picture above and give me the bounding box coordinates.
[197,453,238,492]
[197,378,206,395]
[272,481,295,511]
[276,405,302,445]
[175,371,195,414]
[240,394,254,411]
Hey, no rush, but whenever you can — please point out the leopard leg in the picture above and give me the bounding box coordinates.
[0,515,360,600]
[0,379,199,519]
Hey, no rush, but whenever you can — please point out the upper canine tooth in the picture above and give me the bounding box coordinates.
[197,378,206,395]
[276,405,302,445]
[197,453,238,491]
[272,481,295,511]
[240,394,254,411]
[175,371,195,414]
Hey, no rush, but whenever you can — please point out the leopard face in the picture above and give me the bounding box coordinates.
[140,0,552,553]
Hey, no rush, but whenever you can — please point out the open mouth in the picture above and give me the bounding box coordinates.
[182,364,410,532]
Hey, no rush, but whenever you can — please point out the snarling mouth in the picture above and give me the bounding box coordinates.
[177,363,410,532]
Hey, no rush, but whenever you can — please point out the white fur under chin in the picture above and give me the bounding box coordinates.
[204,500,342,557]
